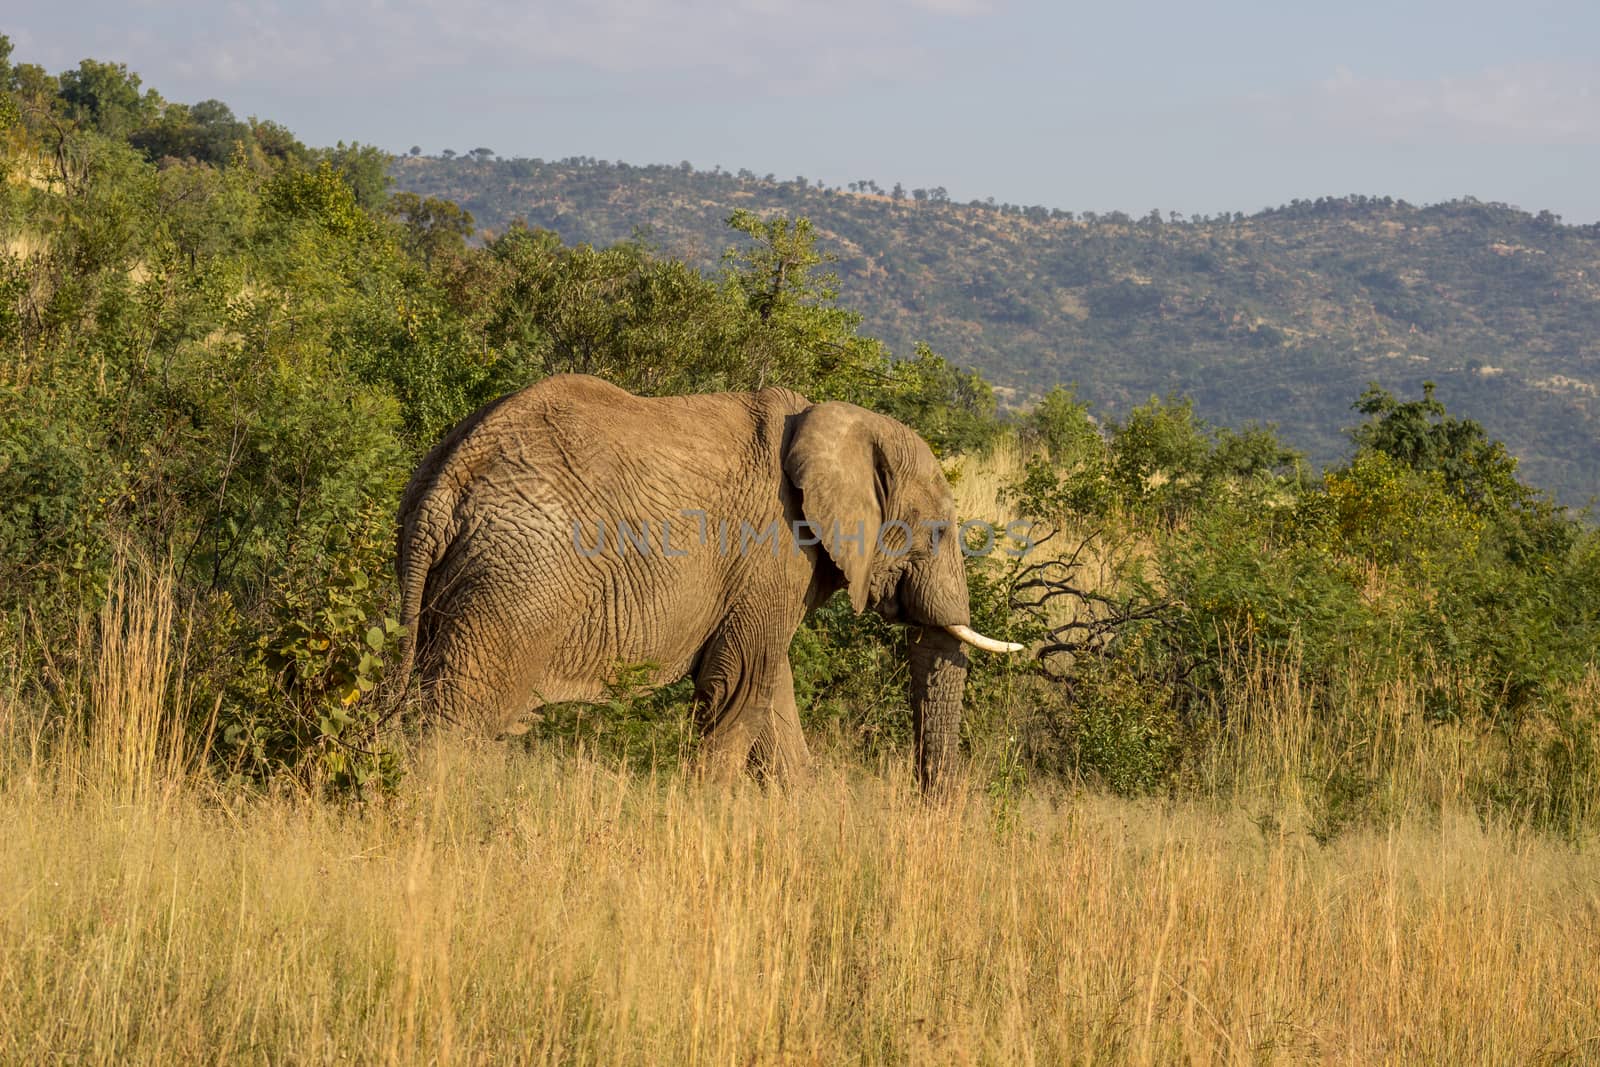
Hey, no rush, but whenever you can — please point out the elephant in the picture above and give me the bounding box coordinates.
[393,373,1021,791]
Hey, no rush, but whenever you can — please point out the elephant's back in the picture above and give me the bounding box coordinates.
[469,374,803,498]
[447,375,798,585]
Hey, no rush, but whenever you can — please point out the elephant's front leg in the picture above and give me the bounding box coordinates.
[692,634,809,783]
[748,658,809,782]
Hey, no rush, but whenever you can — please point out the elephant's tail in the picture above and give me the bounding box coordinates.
[392,483,449,703]
[394,541,428,699]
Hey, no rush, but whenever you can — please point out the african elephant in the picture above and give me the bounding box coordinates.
[394,374,1020,791]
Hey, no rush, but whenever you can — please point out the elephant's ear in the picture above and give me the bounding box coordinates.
[784,402,886,613]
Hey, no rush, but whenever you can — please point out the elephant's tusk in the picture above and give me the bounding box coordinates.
[944,625,1024,654]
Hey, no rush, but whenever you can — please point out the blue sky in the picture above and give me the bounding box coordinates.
[9,0,1599,221]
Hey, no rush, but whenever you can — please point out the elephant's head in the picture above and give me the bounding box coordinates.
[785,402,1022,793]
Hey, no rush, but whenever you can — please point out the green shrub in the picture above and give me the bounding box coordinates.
[1021,384,1102,465]
[1005,454,1116,522]
[526,667,699,775]
[1062,647,1188,795]
[218,503,403,792]
[791,593,908,761]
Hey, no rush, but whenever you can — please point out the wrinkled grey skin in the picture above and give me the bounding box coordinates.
[395,374,977,791]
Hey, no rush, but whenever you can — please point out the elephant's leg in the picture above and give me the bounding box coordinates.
[692,636,766,780]
[747,658,810,783]
[692,631,808,782]
[421,615,548,739]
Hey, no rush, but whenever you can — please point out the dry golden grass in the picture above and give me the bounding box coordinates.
[2,231,49,258]
[948,435,1027,528]
[5,738,1599,1064]
[2,577,1597,1066]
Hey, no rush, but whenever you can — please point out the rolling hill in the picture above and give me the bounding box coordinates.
[391,155,1600,502]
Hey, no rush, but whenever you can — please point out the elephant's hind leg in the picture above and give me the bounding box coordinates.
[421,617,550,739]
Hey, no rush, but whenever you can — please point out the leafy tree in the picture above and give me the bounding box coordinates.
[386,191,475,267]
[721,208,885,397]
[1351,381,1524,513]
[317,141,392,209]
[1109,394,1213,506]
[131,98,251,166]
[263,160,370,237]
[0,37,19,138]
[875,343,998,456]
[1023,384,1102,463]
[1206,424,1301,483]
[1349,381,1579,568]
[56,58,157,138]
[247,118,309,165]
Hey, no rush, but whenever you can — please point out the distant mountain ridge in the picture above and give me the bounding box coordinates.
[391,155,1600,502]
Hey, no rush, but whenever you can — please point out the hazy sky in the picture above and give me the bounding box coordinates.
[8,1,1599,221]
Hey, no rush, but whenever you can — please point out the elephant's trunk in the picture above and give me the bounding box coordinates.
[908,626,969,795]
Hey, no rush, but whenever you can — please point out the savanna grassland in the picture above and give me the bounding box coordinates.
[5,41,1600,1064]
[4,599,1600,1065]
[3,497,1600,1064]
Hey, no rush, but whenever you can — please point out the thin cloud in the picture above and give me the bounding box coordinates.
[405,0,993,88]
[73,0,997,98]
[1260,62,1600,146]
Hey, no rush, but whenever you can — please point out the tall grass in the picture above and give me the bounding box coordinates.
[1174,633,1600,838]
[3,560,1599,1063]
[80,558,205,802]
[4,742,1598,1062]
[3,556,204,803]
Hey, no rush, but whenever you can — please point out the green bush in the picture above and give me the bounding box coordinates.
[791,593,909,761]
[219,503,403,792]
[526,668,699,775]
[1021,384,1102,465]
[1060,646,1187,796]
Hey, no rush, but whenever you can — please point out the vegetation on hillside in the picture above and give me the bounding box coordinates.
[392,154,1600,503]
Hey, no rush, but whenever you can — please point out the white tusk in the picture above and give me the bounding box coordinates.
[944,624,1024,654]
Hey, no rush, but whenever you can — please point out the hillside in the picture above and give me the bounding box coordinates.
[392,156,1600,502]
